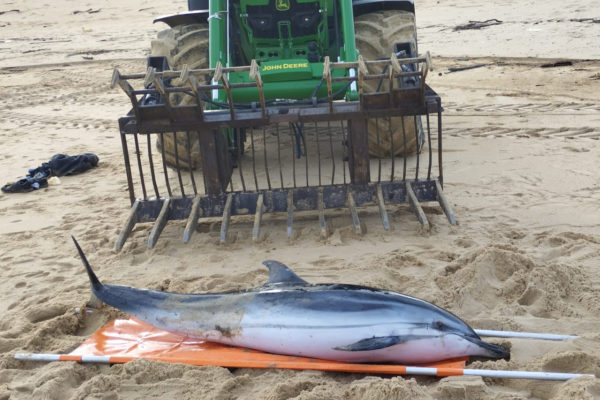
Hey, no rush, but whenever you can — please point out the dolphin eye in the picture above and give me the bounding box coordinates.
[436,321,444,328]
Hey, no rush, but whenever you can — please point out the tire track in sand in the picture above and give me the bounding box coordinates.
[443,100,600,139]
[445,102,600,113]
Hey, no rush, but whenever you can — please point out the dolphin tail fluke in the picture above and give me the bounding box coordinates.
[72,236,103,292]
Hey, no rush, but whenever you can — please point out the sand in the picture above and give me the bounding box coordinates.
[1,0,599,398]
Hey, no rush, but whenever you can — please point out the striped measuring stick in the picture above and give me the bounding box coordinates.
[13,353,592,381]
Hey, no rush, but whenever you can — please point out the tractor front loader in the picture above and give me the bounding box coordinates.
[111,0,456,250]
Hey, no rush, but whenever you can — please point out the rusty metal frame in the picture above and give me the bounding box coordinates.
[112,54,455,250]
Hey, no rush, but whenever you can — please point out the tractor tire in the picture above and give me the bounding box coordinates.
[354,10,423,158]
[151,23,209,170]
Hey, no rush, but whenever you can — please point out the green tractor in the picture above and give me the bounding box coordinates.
[112,0,454,249]
[152,0,423,169]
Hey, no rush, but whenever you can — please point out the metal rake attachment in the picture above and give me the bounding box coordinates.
[111,54,455,250]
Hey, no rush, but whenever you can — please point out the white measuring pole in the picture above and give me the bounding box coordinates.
[402,365,591,380]
[14,353,593,380]
[461,369,590,380]
[474,329,578,341]
[14,353,113,363]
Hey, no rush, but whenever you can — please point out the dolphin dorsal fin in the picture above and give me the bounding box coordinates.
[262,260,308,286]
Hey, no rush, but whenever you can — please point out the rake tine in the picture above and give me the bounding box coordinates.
[341,121,347,184]
[286,190,294,238]
[115,200,140,252]
[120,131,136,204]
[183,195,202,243]
[250,128,259,191]
[146,134,160,198]
[220,193,233,244]
[376,184,390,230]
[406,182,430,231]
[172,131,185,197]
[291,124,297,188]
[426,111,433,181]
[186,131,198,194]
[414,115,420,180]
[389,117,395,181]
[376,118,381,182]
[110,69,121,89]
[347,190,362,235]
[436,97,444,186]
[318,189,327,239]
[148,198,171,248]
[315,121,321,187]
[185,72,205,121]
[327,120,335,185]
[262,127,271,190]
[421,52,431,99]
[249,60,266,119]
[236,129,246,192]
[159,132,173,197]
[252,193,264,243]
[401,117,407,181]
[357,55,368,93]
[113,70,142,124]
[323,56,333,113]
[303,124,309,187]
[214,62,236,121]
[276,124,284,189]
[435,181,457,225]
[133,133,147,200]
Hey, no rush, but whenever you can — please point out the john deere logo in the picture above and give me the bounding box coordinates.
[276,0,290,11]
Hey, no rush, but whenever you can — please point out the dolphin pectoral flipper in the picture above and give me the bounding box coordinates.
[334,336,408,351]
[262,260,308,286]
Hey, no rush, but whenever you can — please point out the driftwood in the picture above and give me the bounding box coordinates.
[447,63,487,73]
[540,61,573,68]
[454,19,502,31]
[73,9,101,15]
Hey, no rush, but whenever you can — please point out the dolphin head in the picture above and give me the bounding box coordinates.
[428,309,510,360]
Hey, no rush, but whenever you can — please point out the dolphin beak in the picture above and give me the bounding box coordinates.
[463,334,510,360]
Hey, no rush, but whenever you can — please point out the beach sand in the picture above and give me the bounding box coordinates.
[1,0,599,398]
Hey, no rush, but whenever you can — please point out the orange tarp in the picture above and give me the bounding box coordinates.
[69,318,468,374]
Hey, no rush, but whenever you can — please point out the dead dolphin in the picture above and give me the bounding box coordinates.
[73,238,508,364]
